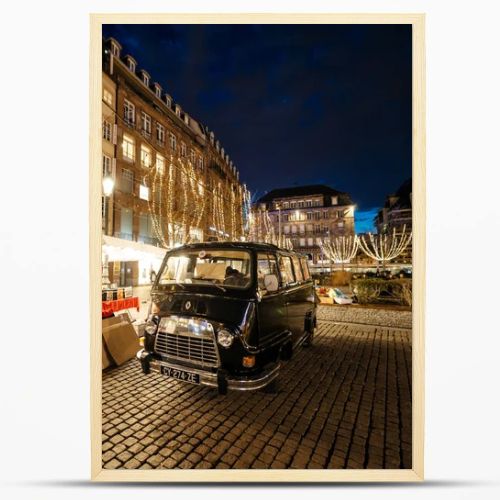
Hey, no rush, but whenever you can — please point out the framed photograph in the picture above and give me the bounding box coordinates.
[90,13,425,482]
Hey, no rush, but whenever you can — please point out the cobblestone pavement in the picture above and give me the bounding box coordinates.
[102,317,412,470]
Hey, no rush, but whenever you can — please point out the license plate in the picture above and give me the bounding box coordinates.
[161,365,200,384]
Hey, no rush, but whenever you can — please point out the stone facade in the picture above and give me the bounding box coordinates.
[103,37,249,247]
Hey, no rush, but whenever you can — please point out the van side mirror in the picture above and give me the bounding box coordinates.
[264,274,279,292]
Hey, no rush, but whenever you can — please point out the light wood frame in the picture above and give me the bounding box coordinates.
[90,13,425,482]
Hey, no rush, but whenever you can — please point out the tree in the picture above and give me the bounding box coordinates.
[358,226,412,270]
[321,235,360,271]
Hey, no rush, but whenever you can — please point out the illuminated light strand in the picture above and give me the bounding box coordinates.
[359,226,412,268]
[321,235,360,264]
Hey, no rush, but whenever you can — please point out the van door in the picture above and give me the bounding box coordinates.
[257,253,288,348]
[278,254,304,346]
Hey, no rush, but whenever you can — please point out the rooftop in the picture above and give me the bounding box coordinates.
[256,184,353,206]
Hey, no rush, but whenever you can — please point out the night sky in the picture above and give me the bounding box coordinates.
[103,24,412,232]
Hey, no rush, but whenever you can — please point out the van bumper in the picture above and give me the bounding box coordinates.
[137,349,280,392]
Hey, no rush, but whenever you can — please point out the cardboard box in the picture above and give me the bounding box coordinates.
[102,315,140,367]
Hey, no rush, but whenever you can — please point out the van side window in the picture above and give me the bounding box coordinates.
[292,255,304,282]
[300,257,311,280]
[257,253,271,292]
[257,253,280,294]
[279,255,295,285]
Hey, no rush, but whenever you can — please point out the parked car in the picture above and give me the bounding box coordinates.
[328,287,354,305]
[137,242,317,394]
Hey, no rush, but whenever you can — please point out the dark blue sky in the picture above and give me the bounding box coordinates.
[103,24,411,232]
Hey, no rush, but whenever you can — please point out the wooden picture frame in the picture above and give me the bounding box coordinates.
[90,12,425,482]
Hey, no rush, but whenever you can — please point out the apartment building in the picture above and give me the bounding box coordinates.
[255,185,355,267]
[102,37,249,286]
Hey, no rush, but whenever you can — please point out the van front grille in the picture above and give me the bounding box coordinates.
[154,316,219,368]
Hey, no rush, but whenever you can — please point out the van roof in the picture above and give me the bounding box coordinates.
[171,241,307,256]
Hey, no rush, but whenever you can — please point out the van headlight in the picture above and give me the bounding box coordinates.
[217,329,234,348]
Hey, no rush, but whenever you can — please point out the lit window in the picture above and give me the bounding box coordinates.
[165,96,172,108]
[156,154,165,175]
[299,238,306,247]
[308,238,314,246]
[141,112,151,136]
[331,196,338,205]
[197,157,204,170]
[156,123,165,144]
[139,184,149,201]
[169,133,177,151]
[103,89,113,106]
[142,73,150,87]
[124,99,135,125]
[141,145,152,168]
[155,85,162,98]
[102,120,112,141]
[338,221,344,228]
[181,143,187,157]
[122,134,135,162]
[175,105,181,117]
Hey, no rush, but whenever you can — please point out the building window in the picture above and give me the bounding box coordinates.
[305,200,312,208]
[103,89,113,106]
[140,145,152,168]
[323,211,329,219]
[143,74,150,87]
[127,58,136,73]
[290,201,297,209]
[190,149,195,164]
[314,199,322,207]
[169,133,177,151]
[175,105,181,117]
[299,224,305,234]
[120,209,133,237]
[102,120,112,141]
[338,221,344,228]
[313,211,321,220]
[308,238,314,246]
[111,43,120,57]
[102,155,112,176]
[156,123,165,145]
[181,142,187,157]
[338,210,344,218]
[283,202,289,209]
[141,112,151,136]
[122,134,135,162]
[283,225,290,234]
[121,168,134,194]
[139,184,149,201]
[291,225,297,234]
[306,212,313,220]
[165,96,172,108]
[124,99,135,126]
[197,157,204,170]
[331,196,338,205]
[299,238,306,247]
[156,154,165,175]
[155,86,162,98]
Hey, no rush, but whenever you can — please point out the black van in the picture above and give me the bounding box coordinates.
[137,242,317,394]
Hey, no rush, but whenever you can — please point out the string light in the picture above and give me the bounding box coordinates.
[321,235,360,270]
[359,226,412,269]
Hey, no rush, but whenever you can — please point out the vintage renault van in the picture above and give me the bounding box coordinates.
[137,242,317,394]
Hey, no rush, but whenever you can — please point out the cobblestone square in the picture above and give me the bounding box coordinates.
[102,307,412,470]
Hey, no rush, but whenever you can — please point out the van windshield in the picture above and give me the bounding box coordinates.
[157,249,253,289]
